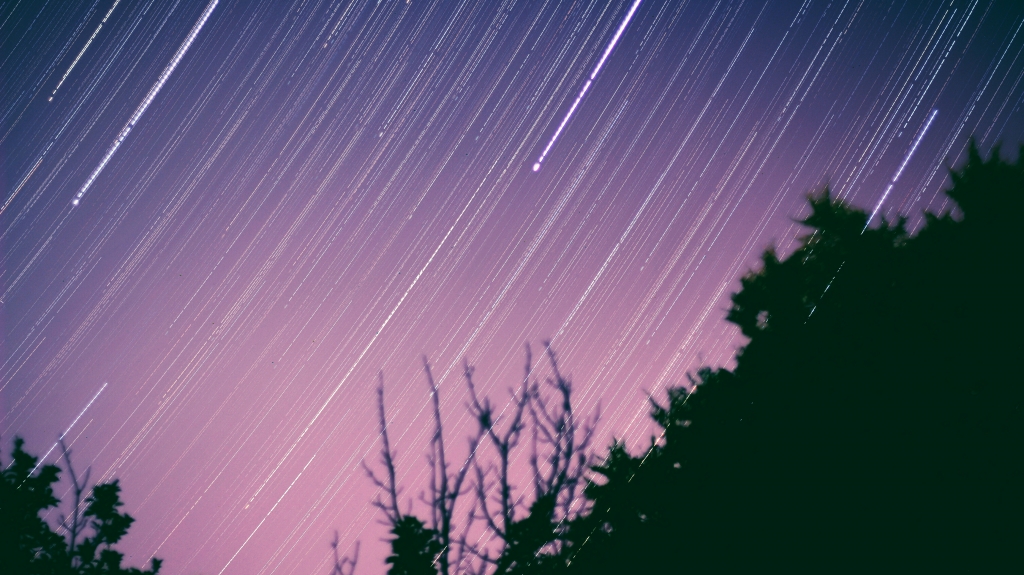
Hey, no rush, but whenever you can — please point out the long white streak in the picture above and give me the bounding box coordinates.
[72,0,219,205]
[532,0,643,171]
[50,0,124,101]
[865,108,938,230]
[28,383,108,474]
[0,157,42,217]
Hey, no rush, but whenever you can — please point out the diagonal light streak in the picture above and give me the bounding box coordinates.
[865,107,939,230]
[50,0,125,101]
[216,176,488,575]
[26,382,108,474]
[532,0,643,172]
[72,0,219,205]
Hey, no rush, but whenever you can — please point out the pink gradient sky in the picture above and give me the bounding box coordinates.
[3,1,1023,573]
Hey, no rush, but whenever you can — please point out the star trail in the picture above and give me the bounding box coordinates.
[74,0,220,205]
[533,0,643,172]
[2,1,1022,573]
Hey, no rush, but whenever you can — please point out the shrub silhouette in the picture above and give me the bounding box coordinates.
[0,437,162,575]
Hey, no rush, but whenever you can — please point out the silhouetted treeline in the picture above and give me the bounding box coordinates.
[552,141,1024,573]
[369,141,1022,574]
[0,437,162,575]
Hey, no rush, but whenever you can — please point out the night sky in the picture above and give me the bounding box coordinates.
[3,0,1023,573]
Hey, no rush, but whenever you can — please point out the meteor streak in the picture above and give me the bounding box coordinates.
[72,0,219,206]
[532,0,643,172]
[28,383,108,474]
[810,108,939,319]
[864,108,939,230]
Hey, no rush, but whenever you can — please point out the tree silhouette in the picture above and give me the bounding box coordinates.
[328,532,358,575]
[361,344,599,575]
[550,140,1023,573]
[357,140,1022,573]
[0,437,162,575]
[385,516,443,575]
[1,437,66,574]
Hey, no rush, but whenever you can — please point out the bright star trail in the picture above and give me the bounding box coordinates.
[28,382,107,475]
[50,0,125,102]
[74,0,219,205]
[533,0,643,172]
[866,107,940,229]
[2,1,1022,574]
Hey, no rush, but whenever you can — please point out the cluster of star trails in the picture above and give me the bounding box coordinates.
[2,1,1022,574]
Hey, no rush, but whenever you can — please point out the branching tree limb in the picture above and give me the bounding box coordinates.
[466,343,599,573]
[5,437,161,574]
[423,357,482,575]
[362,345,598,575]
[330,532,358,575]
[58,437,90,564]
[528,343,599,525]
[466,347,531,549]
[362,373,401,526]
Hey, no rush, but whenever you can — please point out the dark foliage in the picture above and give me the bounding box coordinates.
[386,516,442,575]
[361,140,1022,574]
[1,437,66,574]
[552,140,1024,573]
[0,437,162,575]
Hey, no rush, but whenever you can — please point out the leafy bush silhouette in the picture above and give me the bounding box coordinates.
[0,437,162,575]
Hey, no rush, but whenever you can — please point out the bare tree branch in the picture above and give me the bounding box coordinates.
[423,357,483,575]
[330,532,358,575]
[520,342,601,549]
[465,347,531,550]
[471,461,504,539]
[361,374,401,526]
[58,437,90,562]
[361,344,598,574]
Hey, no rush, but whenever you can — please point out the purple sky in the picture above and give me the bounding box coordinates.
[3,0,1023,573]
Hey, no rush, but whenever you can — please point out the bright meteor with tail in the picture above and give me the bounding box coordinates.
[4,0,1021,572]
[532,0,643,172]
[865,108,940,230]
[73,0,219,206]
[29,383,108,474]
